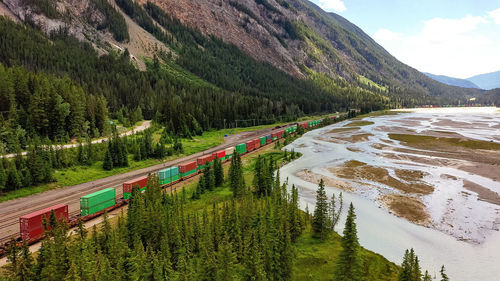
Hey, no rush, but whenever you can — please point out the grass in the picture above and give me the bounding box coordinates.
[353,110,400,119]
[344,120,374,127]
[357,75,388,92]
[293,230,399,281]
[388,134,500,151]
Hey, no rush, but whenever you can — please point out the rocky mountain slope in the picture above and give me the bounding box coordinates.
[0,0,494,104]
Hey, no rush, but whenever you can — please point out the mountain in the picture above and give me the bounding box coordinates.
[0,0,495,128]
[467,71,500,90]
[423,73,479,89]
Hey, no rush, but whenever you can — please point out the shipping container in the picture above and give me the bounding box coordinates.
[123,176,148,199]
[254,138,260,149]
[158,168,171,185]
[179,161,197,177]
[212,150,225,159]
[170,166,180,182]
[20,204,69,241]
[80,188,116,216]
[197,154,214,169]
[224,147,235,160]
[266,134,272,143]
[246,140,255,151]
[276,130,284,139]
[300,122,308,129]
[260,136,267,146]
[235,143,247,154]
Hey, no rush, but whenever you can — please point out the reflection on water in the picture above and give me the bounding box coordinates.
[280,107,500,281]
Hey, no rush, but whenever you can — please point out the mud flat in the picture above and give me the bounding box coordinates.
[280,107,500,281]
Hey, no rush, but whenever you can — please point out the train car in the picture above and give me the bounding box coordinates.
[197,155,214,170]
[253,138,260,149]
[158,168,171,185]
[276,130,284,139]
[179,161,197,178]
[212,150,225,160]
[266,134,272,143]
[235,143,247,154]
[80,188,116,216]
[300,122,308,129]
[224,147,235,160]
[246,140,255,151]
[260,136,267,146]
[20,204,69,241]
[170,167,180,182]
[123,176,148,199]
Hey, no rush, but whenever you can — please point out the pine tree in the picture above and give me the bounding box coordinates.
[440,265,449,281]
[102,149,113,170]
[312,179,330,239]
[216,236,237,281]
[422,271,432,281]
[229,151,245,197]
[333,203,363,281]
[214,157,224,186]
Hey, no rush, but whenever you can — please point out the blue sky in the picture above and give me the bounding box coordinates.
[309,0,500,78]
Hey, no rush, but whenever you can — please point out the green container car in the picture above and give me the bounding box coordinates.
[260,136,267,146]
[158,168,171,185]
[235,143,247,154]
[80,188,116,216]
[170,167,180,182]
[180,169,197,178]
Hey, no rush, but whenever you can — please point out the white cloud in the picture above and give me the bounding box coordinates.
[314,0,347,12]
[372,12,500,78]
[489,8,500,24]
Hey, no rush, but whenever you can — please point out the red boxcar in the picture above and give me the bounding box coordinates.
[179,161,197,173]
[274,130,284,139]
[212,150,226,159]
[254,138,260,149]
[197,155,214,166]
[123,176,148,194]
[20,204,69,241]
[246,140,255,151]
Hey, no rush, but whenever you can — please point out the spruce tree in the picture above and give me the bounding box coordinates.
[423,271,432,281]
[440,265,449,281]
[102,149,113,170]
[229,151,245,197]
[214,157,224,187]
[312,179,330,239]
[333,203,363,281]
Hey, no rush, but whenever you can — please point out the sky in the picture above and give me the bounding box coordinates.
[309,0,500,78]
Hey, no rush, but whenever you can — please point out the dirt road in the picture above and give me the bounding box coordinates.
[1,121,152,159]
[0,124,289,241]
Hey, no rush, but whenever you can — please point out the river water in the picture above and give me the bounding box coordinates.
[280,107,500,280]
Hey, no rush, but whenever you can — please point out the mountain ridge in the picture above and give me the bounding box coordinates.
[423,73,480,89]
[0,0,497,107]
[467,71,500,90]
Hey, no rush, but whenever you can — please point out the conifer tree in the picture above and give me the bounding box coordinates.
[216,236,237,281]
[214,157,224,187]
[440,265,449,281]
[423,271,432,281]
[229,151,245,197]
[102,149,113,170]
[312,179,330,239]
[333,203,363,281]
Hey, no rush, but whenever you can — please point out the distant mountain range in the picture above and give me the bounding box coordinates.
[424,71,500,90]
[467,71,500,90]
[423,73,479,89]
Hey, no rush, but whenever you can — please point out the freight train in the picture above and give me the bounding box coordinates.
[0,112,353,256]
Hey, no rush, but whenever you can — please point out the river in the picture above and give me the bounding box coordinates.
[280,107,500,280]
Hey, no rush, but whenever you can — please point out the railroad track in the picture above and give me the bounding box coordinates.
[0,125,290,241]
